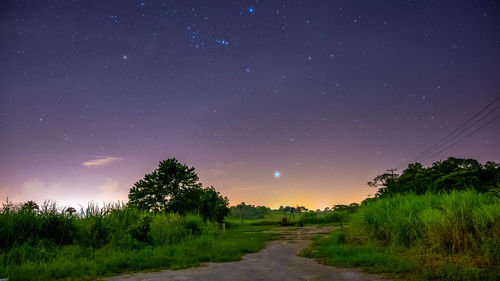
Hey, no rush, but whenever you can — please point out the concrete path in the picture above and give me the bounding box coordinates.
[107,226,388,281]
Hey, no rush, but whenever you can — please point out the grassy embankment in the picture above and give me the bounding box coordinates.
[0,202,274,281]
[301,190,500,280]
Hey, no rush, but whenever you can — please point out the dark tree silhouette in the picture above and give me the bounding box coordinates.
[198,187,230,223]
[128,158,229,222]
[369,157,500,197]
[128,158,201,213]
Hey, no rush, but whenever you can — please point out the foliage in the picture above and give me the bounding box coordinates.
[304,190,500,280]
[368,157,500,197]
[226,205,355,225]
[0,201,273,281]
[198,187,230,223]
[128,158,229,222]
[229,202,272,220]
[128,158,201,213]
[0,200,81,251]
[332,203,360,213]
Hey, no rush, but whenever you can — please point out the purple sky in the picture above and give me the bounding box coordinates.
[1,1,499,209]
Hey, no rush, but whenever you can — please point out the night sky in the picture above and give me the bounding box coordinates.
[1,1,499,209]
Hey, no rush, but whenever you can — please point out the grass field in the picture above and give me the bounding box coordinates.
[0,202,274,281]
[301,190,500,280]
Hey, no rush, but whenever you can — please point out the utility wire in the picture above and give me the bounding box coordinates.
[417,113,500,163]
[397,95,500,169]
[404,96,500,164]
[410,103,500,163]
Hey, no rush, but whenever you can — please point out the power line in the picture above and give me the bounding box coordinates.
[417,113,500,163]
[404,96,500,165]
[398,95,500,169]
[410,103,500,163]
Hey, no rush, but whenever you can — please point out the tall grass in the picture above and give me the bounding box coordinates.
[350,190,500,259]
[0,201,273,281]
[303,190,500,280]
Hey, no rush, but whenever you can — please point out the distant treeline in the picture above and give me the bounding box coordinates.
[368,157,500,198]
[228,202,360,221]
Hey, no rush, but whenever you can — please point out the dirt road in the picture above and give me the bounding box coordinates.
[107,226,387,281]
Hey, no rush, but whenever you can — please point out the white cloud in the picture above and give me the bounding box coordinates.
[82,156,122,167]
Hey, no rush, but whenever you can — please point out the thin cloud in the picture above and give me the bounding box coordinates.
[82,156,123,167]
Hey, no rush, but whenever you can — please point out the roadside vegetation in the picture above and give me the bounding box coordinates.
[0,202,273,281]
[302,157,500,280]
[3,156,498,280]
[0,158,274,281]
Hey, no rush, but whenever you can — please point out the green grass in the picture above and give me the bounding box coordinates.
[301,230,416,277]
[0,202,274,281]
[301,190,500,280]
[3,225,273,281]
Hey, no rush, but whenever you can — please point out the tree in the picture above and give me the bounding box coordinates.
[367,172,398,196]
[199,187,229,223]
[368,157,500,197]
[128,158,230,222]
[128,158,201,213]
[229,202,271,220]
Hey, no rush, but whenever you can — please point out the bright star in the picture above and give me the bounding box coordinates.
[274,171,281,178]
[249,7,254,13]
[123,55,128,60]
[215,39,229,46]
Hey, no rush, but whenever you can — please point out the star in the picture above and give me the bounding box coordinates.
[274,171,281,178]
[248,7,254,14]
[215,39,229,46]
[123,55,128,60]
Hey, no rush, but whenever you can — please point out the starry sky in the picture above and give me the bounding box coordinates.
[1,0,499,209]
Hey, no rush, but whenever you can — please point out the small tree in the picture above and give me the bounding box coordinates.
[199,187,229,223]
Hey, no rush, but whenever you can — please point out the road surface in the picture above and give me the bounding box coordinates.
[107,226,388,281]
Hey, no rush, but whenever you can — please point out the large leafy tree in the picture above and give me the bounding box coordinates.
[128,158,201,213]
[128,158,230,222]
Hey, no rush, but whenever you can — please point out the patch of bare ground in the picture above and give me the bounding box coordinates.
[107,226,389,281]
